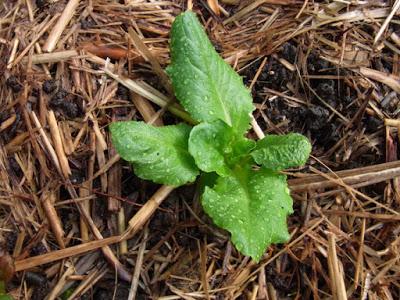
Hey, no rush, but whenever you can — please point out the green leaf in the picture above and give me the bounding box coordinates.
[167,11,254,134]
[202,162,293,261]
[251,133,311,171]
[188,120,255,176]
[197,172,219,196]
[0,282,5,295]
[229,137,256,166]
[60,287,75,300]
[110,121,199,186]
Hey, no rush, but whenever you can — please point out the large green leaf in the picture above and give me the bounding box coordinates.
[202,162,293,261]
[110,121,199,186]
[188,120,255,176]
[167,11,254,135]
[251,133,311,171]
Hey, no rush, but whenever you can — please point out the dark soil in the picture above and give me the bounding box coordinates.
[242,49,384,169]
[49,89,83,119]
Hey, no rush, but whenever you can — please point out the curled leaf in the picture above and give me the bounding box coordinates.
[188,120,255,176]
[110,121,199,186]
[251,133,311,171]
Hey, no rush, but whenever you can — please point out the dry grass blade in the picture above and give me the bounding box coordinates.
[127,226,148,300]
[207,0,220,16]
[13,236,121,272]
[289,161,400,191]
[374,0,400,44]
[103,67,194,124]
[14,185,175,271]
[41,191,65,249]
[127,27,172,94]
[47,110,71,178]
[359,67,400,93]
[327,233,347,300]
[26,50,79,64]
[66,266,108,300]
[8,14,59,67]
[43,0,80,52]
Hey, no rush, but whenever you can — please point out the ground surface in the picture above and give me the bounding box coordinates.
[1,0,400,299]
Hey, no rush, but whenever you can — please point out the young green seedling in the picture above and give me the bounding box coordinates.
[110,11,311,261]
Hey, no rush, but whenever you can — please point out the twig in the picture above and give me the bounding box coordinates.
[374,0,400,44]
[14,185,175,272]
[41,191,65,249]
[122,185,175,239]
[47,262,76,300]
[8,14,59,68]
[103,67,195,124]
[118,208,128,254]
[14,235,121,271]
[127,27,172,94]
[24,50,79,64]
[30,111,62,176]
[47,110,71,178]
[359,67,400,93]
[66,266,108,300]
[327,233,347,300]
[127,226,148,300]
[79,182,90,242]
[131,92,163,126]
[43,0,80,52]
[323,210,400,221]
[251,115,265,139]
[288,161,400,192]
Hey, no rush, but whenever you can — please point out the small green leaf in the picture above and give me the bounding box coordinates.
[59,287,75,300]
[229,137,256,166]
[110,121,199,186]
[202,162,293,261]
[189,121,232,176]
[188,120,255,176]
[167,11,254,134]
[0,282,5,295]
[251,133,311,171]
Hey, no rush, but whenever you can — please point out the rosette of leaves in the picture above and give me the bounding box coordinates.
[110,11,311,261]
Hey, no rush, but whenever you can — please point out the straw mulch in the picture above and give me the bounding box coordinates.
[1,0,400,299]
